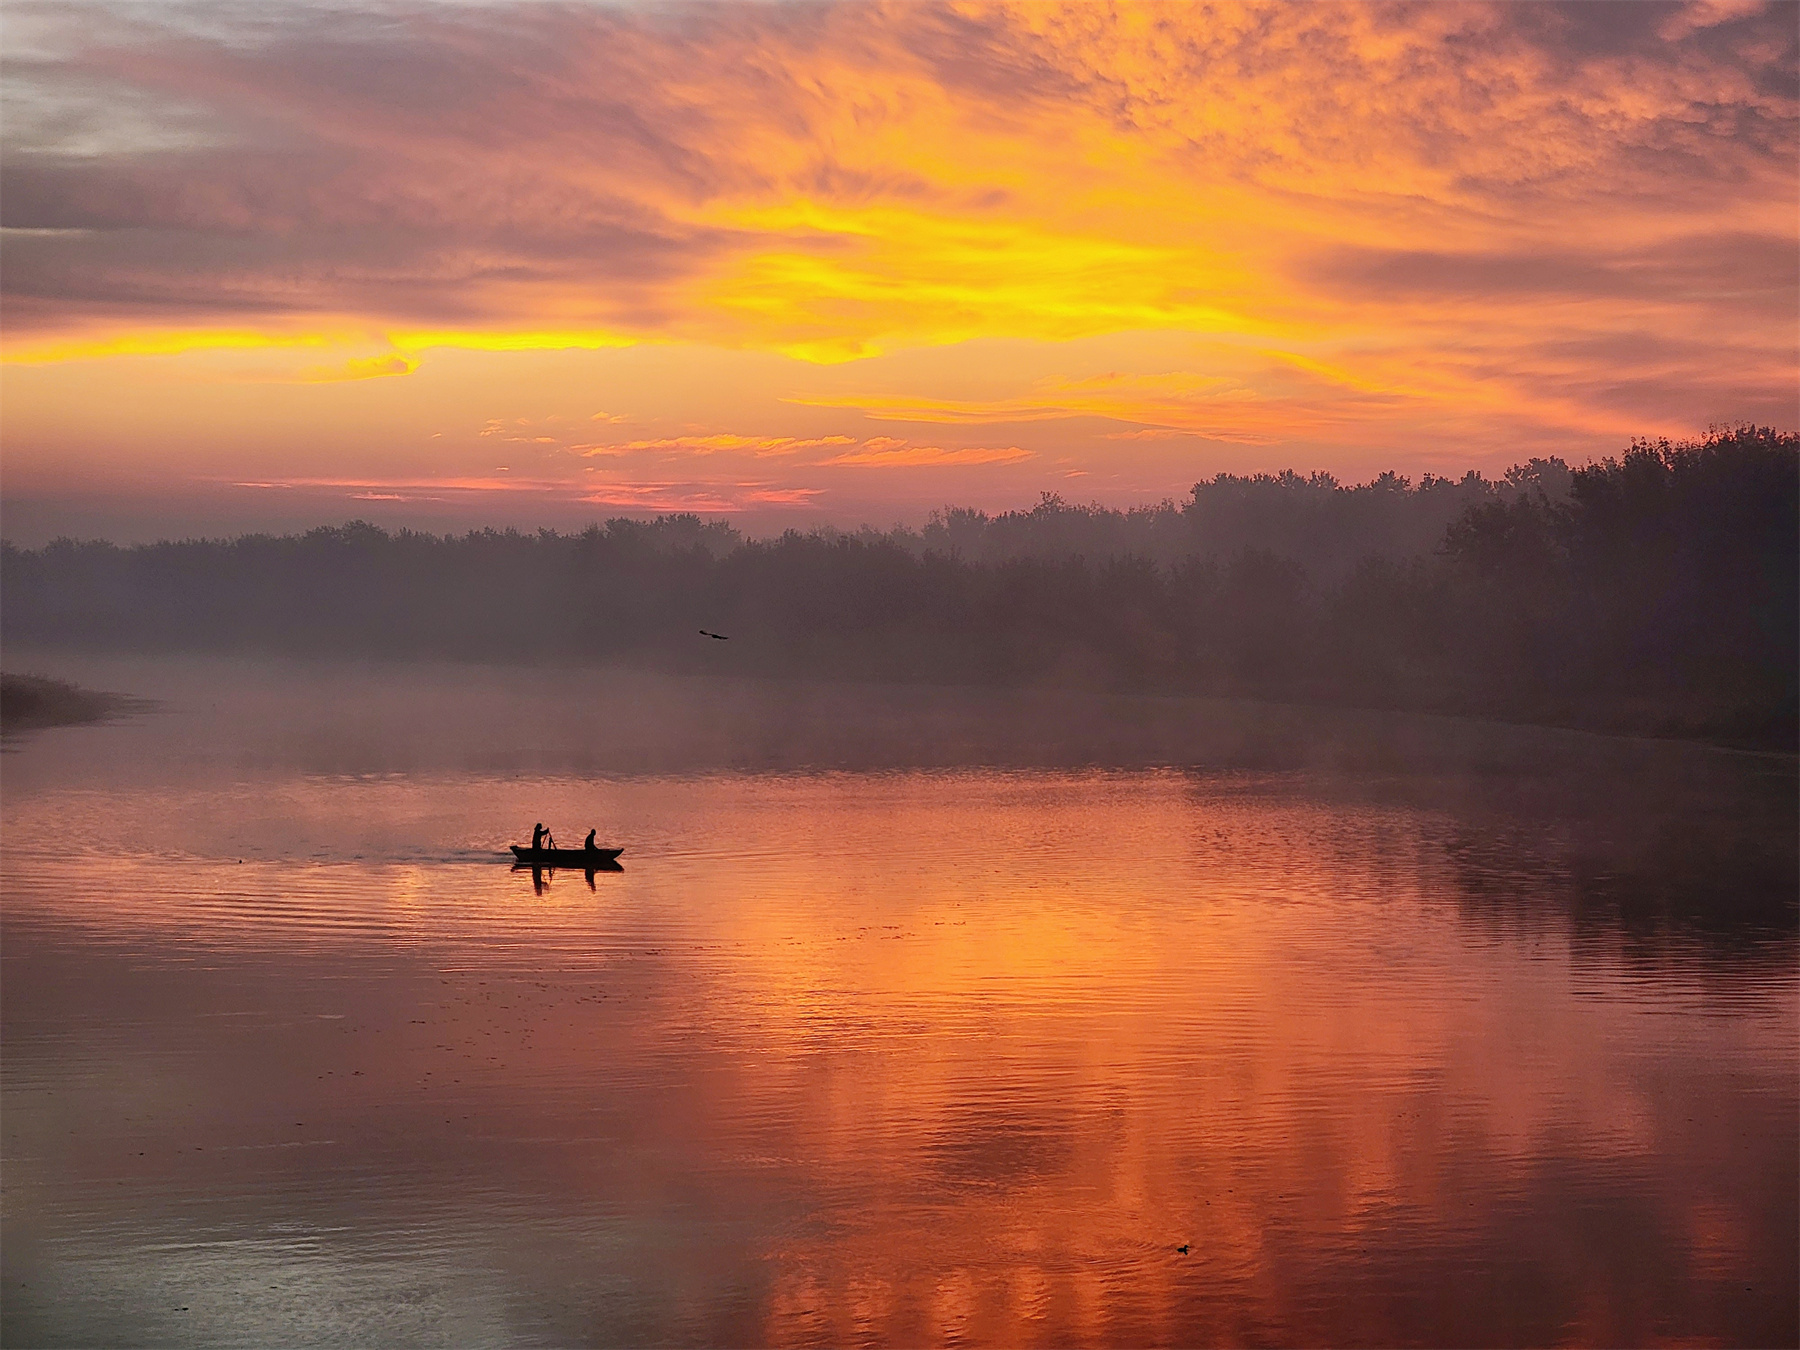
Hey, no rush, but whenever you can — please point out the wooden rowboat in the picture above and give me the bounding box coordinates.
[510,845,623,866]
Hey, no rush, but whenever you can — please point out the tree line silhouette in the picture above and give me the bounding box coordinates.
[3,426,1793,746]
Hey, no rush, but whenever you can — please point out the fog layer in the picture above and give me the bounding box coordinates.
[5,429,1794,747]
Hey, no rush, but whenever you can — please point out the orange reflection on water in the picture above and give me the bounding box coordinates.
[3,768,1795,1346]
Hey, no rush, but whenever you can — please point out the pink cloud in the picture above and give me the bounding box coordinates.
[224,470,827,514]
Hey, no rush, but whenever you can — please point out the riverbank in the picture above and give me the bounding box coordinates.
[0,673,146,734]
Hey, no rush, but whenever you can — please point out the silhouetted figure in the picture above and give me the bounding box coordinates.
[699,629,729,640]
[531,822,547,850]
[584,828,597,850]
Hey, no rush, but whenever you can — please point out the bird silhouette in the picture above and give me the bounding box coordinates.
[699,629,730,640]
[1176,1244,1190,1255]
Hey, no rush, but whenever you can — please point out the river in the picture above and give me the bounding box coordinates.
[3,656,1794,1346]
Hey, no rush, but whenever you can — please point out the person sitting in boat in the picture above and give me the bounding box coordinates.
[531,822,549,851]
[584,828,598,851]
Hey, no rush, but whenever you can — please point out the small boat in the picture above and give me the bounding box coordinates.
[510,845,624,866]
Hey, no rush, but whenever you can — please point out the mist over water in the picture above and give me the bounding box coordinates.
[3,656,1795,1347]
[9,429,1796,751]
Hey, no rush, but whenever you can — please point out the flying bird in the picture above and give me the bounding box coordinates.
[699,629,730,640]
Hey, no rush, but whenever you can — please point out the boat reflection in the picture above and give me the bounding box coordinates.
[510,859,624,894]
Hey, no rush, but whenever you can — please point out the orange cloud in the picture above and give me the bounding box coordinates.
[6,1,1790,369]
[569,431,1035,468]
[0,0,1792,529]
[819,443,1032,467]
[787,367,1336,443]
[301,354,418,382]
[576,483,823,511]
[581,435,856,458]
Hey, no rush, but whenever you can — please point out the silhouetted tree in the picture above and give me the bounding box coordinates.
[4,430,1793,746]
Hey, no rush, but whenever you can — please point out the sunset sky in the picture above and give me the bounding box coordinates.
[2,0,1795,541]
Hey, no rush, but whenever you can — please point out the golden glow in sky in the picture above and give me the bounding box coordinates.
[1,0,1794,538]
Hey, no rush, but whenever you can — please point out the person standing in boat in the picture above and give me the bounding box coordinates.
[532,822,550,851]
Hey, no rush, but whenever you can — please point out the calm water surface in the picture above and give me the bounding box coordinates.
[3,658,1795,1347]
